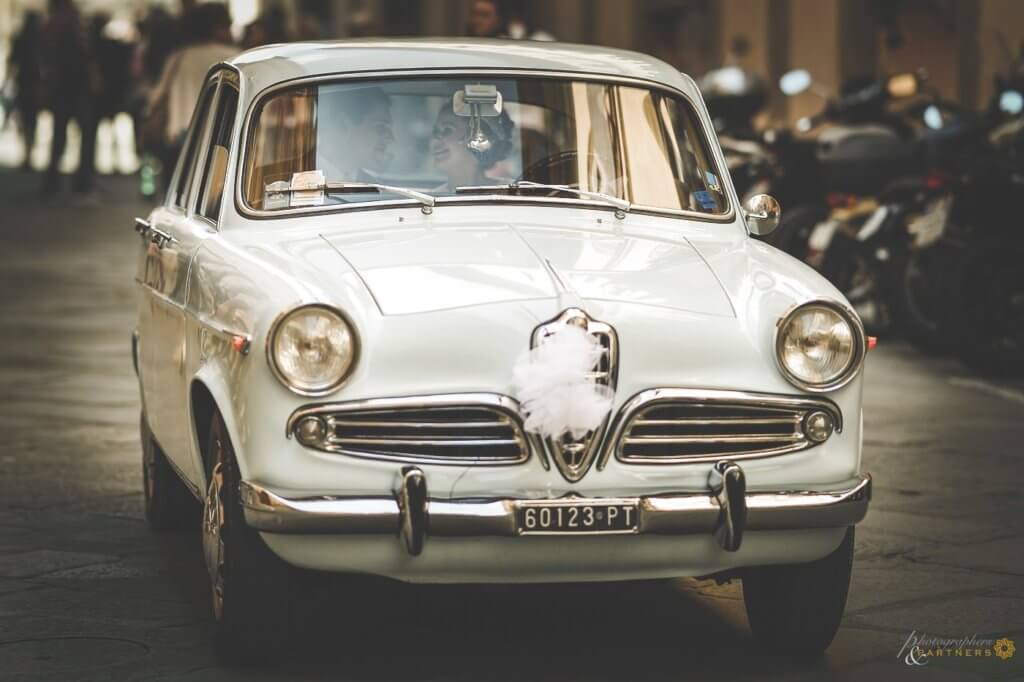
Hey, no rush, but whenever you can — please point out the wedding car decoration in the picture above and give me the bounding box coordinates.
[132,39,872,660]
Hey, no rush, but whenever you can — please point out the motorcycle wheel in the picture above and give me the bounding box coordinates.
[951,239,1024,376]
[766,202,829,262]
[892,243,953,354]
[819,230,894,337]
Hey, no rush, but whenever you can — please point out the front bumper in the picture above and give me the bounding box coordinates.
[240,461,871,556]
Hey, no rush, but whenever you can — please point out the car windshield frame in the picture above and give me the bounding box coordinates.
[234,69,734,223]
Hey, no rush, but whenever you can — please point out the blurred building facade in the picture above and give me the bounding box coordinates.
[2,0,1024,124]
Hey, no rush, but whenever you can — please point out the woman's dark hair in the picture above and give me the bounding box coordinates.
[437,101,515,169]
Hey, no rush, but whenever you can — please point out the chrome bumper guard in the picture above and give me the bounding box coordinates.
[240,462,871,557]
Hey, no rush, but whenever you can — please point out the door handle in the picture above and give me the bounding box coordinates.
[149,227,177,249]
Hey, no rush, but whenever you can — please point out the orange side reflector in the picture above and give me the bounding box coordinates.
[231,335,250,355]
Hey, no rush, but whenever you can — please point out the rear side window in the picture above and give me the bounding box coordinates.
[170,84,216,209]
[198,85,239,222]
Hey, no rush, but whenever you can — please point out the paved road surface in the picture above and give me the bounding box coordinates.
[1,171,1022,681]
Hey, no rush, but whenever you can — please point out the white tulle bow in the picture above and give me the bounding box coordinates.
[512,325,614,441]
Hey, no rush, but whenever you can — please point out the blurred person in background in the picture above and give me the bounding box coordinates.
[85,13,136,175]
[6,11,43,170]
[132,7,180,195]
[505,4,555,41]
[143,2,237,193]
[242,6,290,50]
[41,0,100,197]
[466,0,505,38]
[466,0,554,41]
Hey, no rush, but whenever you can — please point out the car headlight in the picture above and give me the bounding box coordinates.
[267,304,358,395]
[775,301,865,391]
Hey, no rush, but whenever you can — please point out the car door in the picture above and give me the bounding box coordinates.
[137,75,219,481]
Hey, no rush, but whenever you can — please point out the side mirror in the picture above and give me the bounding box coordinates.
[743,194,781,236]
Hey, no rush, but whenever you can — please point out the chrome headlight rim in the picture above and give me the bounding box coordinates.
[266,303,360,397]
[774,299,866,393]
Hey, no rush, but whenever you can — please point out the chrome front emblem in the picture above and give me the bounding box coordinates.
[531,308,618,482]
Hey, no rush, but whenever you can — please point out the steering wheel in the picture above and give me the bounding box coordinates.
[518,150,608,189]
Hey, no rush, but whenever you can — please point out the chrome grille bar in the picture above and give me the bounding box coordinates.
[599,388,842,469]
[632,417,799,426]
[327,419,511,429]
[330,438,521,446]
[287,394,529,466]
[623,434,804,445]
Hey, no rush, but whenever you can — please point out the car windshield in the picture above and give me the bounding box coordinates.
[243,76,727,215]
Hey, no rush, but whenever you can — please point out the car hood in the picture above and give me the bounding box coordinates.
[321,220,735,317]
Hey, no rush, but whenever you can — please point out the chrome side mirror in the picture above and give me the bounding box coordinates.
[743,194,781,236]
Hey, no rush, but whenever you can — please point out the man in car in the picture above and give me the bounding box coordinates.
[320,87,395,180]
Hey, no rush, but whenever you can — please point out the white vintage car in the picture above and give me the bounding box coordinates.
[133,39,871,659]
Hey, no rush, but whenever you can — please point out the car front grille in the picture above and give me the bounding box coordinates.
[288,395,529,465]
[613,389,841,465]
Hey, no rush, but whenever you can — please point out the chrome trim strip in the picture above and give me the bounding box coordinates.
[632,416,799,426]
[137,277,252,356]
[233,68,734,225]
[330,437,521,447]
[774,299,868,393]
[239,473,871,536]
[195,315,252,355]
[329,419,511,429]
[597,388,842,470]
[623,434,804,445]
[287,393,530,466]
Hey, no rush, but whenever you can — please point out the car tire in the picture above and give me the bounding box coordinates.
[141,412,199,531]
[743,527,855,658]
[203,410,298,664]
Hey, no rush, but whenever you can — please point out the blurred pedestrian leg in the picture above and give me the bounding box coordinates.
[43,96,97,195]
[40,0,98,195]
[8,11,43,170]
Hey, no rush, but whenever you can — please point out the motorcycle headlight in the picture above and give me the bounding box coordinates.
[267,304,358,396]
[775,301,865,391]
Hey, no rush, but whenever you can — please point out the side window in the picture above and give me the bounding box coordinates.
[170,83,217,209]
[197,85,240,222]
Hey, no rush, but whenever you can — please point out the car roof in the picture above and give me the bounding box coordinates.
[229,38,700,99]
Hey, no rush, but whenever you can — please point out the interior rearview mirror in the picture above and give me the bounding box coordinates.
[744,194,781,236]
[779,70,812,97]
[453,84,503,153]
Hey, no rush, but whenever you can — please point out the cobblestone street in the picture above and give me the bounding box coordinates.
[1,170,1022,681]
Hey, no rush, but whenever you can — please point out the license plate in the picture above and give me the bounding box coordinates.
[515,500,639,535]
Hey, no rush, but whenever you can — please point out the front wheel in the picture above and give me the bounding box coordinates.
[743,527,855,657]
[203,411,299,663]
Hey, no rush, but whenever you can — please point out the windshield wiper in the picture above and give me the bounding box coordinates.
[325,181,435,214]
[272,180,436,213]
[455,180,630,215]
